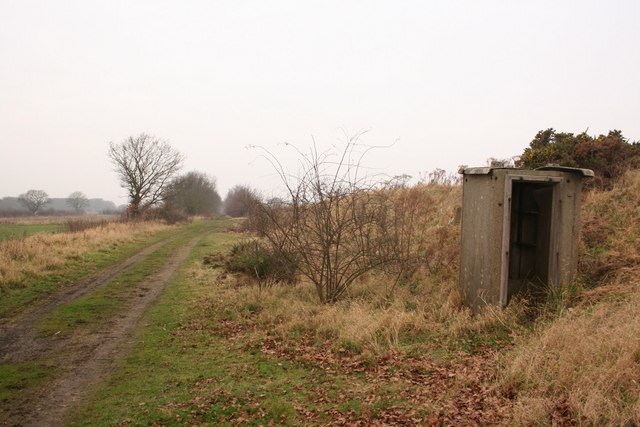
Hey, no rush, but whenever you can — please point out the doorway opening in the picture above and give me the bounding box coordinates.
[506,181,555,303]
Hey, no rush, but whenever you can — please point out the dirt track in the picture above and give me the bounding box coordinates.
[0,233,204,427]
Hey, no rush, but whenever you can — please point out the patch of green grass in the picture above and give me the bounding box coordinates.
[0,221,236,409]
[0,226,179,320]
[67,219,463,425]
[0,223,65,241]
[68,223,343,426]
[36,221,221,337]
[0,361,55,404]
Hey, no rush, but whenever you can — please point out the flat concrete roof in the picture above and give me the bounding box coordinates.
[460,165,594,177]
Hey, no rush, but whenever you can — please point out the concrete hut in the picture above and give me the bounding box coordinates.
[459,166,593,312]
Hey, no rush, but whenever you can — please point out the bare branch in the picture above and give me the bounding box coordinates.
[249,136,424,303]
[18,190,50,215]
[108,133,183,217]
[67,191,89,213]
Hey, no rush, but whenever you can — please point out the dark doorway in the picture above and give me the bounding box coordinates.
[507,181,555,302]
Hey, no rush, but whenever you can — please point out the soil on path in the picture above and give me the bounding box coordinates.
[0,234,205,427]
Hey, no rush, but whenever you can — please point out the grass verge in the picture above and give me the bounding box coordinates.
[34,221,212,337]
[0,220,234,423]
[0,221,172,319]
[68,220,516,426]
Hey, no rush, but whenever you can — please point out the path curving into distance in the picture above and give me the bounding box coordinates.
[0,232,206,427]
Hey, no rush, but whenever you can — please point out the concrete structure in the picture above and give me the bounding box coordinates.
[459,166,593,311]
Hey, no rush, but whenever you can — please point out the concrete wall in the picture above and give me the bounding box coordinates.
[459,171,506,311]
[459,168,588,312]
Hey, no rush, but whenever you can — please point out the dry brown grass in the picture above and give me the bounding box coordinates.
[201,174,640,424]
[384,183,462,281]
[579,169,640,286]
[501,170,640,425]
[503,282,640,425]
[198,261,525,359]
[0,220,170,287]
[0,214,119,225]
[200,183,525,357]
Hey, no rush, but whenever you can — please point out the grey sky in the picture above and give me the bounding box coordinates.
[1,0,639,205]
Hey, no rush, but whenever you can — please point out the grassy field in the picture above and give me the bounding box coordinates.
[0,220,228,424]
[35,223,211,338]
[0,220,172,319]
[3,172,640,425]
[69,174,640,425]
[68,219,516,426]
[0,223,66,241]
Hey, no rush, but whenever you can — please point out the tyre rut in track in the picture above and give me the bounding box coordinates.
[1,232,206,427]
[0,236,171,363]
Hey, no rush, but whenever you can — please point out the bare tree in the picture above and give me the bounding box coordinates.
[162,171,222,217]
[18,190,50,215]
[251,135,419,303]
[223,185,261,217]
[67,191,89,213]
[108,133,184,217]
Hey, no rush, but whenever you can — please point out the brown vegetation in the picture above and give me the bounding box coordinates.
[216,166,640,424]
[214,181,471,353]
[579,169,640,285]
[0,220,170,289]
[501,169,640,425]
[249,140,463,304]
[198,184,524,423]
[0,215,119,225]
[503,286,640,425]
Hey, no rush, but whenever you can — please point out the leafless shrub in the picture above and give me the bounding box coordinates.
[251,134,433,303]
[65,218,112,233]
[419,168,461,186]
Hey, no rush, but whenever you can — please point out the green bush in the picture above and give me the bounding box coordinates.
[517,129,640,189]
[226,240,297,287]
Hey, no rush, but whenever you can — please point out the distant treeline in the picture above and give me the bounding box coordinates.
[0,197,124,217]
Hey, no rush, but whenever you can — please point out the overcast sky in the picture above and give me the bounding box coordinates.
[1,0,639,204]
